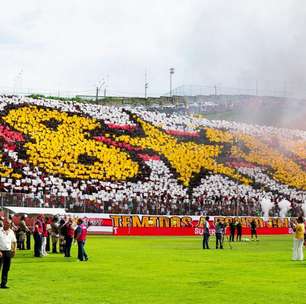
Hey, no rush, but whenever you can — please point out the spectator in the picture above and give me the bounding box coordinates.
[0,219,17,289]
[74,218,88,261]
[202,216,210,250]
[236,221,242,242]
[64,218,75,258]
[292,216,305,261]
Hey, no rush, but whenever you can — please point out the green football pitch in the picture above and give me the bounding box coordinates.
[1,235,306,304]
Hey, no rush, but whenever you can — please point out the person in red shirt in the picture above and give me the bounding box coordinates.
[33,216,43,257]
[64,218,75,258]
[74,218,88,261]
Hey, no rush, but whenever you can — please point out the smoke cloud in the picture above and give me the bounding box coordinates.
[260,197,273,218]
[278,199,291,218]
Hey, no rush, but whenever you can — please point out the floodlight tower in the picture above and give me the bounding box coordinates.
[169,67,175,97]
[144,71,149,99]
[96,79,105,102]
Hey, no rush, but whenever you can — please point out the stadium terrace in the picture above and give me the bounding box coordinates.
[0,95,305,217]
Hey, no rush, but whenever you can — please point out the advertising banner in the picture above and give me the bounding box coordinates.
[72,213,293,235]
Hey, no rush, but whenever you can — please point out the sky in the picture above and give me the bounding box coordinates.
[0,0,306,97]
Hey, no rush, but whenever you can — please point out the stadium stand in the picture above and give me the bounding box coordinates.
[0,96,305,216]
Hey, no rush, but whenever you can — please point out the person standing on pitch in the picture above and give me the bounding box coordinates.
[250,219,258,241]
[19,215,31,250]
[18,215,29,250]
[236,221,242,242]
[202,216,210,249]
[33,216,43,257]
[0,220,17,289]
[74,219,88,261]
[50,216,60,253]
[292,216,305,261]
[45,217,51,253]
[41,216,48,256]
[64,218,75,258]
[304,220,306,247]
[215,219,224,249]
[229,219,236,242]
[59,219,67,254]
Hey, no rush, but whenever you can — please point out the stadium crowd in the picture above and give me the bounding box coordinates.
[0,95,305,217]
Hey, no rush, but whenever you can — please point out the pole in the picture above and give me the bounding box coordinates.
[96,87,99,102]
[169,68,175,97]
[170,72,172,97]
[145,71,148,98]
[95,79,105,102]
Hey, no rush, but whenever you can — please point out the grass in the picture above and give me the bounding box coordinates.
[1,235,306,304]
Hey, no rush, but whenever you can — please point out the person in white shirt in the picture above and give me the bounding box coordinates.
[0,219,17,289]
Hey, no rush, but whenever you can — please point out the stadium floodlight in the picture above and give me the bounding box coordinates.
[144,71,149,99]
[96,79,106,102]
[169,68,175,97]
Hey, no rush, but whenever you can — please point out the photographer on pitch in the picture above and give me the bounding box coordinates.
[215,219,224,249]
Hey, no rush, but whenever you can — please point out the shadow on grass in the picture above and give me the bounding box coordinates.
[14,256,78,264]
